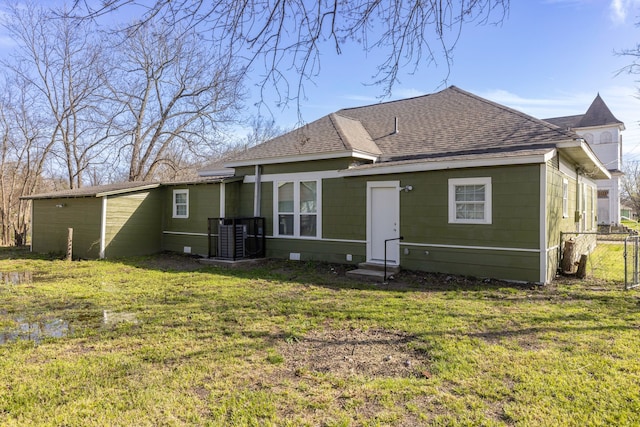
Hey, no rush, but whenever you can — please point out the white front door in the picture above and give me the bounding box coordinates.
[367,181,400,265]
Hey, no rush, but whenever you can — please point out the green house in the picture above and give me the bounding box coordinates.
[25,87,610,283]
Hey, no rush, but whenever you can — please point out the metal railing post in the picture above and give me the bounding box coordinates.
[384,236,404,282]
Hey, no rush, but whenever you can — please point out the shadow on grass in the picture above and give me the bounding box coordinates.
[1,248,630,298]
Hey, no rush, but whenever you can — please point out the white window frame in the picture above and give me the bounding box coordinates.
[562,178,569,218]
[173,189,189,219]
[273,180,322,239]
[448,177,492,225]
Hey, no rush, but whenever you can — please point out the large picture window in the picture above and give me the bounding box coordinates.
[448,177,492,224]
[173,189,189,218]
[275,180,320,238]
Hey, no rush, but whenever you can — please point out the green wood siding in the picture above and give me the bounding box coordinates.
[267,238,365,264]
[401,245,539,282]
[322,164,540,248]
[161,184,221,256]
[104,191,163,258]
[163,234,209,257]
[32,198,102,259]
[545,154,598,282]
[323,178,366,241]
[224,181,241,218]
[163,184,220,233]
[261,164,544,282]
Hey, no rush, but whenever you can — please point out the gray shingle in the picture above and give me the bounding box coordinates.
[225,86,579,166]
[544,94,624,130]
[337,86,576,160]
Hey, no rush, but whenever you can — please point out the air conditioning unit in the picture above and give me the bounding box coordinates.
[218,224,246,259]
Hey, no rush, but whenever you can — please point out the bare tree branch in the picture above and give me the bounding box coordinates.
[72,0,509,113]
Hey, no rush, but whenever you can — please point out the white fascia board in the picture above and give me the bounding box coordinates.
[340,150,555,177]
[224,150,379,168]
[244,169,342,183]
[198,168,235,177]
[556,139,611,179]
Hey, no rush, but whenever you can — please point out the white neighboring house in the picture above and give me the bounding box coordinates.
[545,94,625,225]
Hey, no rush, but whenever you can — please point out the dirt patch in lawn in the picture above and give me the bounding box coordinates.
[276,326,430,379]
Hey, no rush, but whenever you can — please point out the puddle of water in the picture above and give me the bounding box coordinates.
[0,271,33,285]
[0,317,70,344]
[0,309,140,345]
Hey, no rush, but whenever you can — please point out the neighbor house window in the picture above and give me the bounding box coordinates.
[275,180,320,238]
[173,189,189,218]
[562,178,569,218]
[448,177,492,224]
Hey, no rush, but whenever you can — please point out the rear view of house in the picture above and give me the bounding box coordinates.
[25,86,611,283]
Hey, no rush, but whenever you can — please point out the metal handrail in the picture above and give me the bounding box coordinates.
[384,236,404,282]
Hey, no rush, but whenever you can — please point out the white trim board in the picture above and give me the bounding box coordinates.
[265,236,365,244]
[539,163,548,284]
[341,151,556,177]
[226,150,378,168]
[400,241,540,253]
[162,231,209,237]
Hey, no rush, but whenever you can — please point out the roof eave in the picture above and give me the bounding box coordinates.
[198,168,236,178]
[95,183,162,197]
[223,150,380,167]
[556,139,611,180]
[339,149,556,177]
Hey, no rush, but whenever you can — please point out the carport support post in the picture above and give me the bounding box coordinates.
[66,228,73,261]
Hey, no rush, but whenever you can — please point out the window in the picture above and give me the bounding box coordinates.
[562,178,569,218]
[173,189,189,218]
[275,180,320,237]
[600,131,612,144]
[448,177,492,224]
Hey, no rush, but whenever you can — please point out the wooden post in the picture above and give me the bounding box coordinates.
[561,239,575,273]
[66,228,73,261]
[576,254,588,279]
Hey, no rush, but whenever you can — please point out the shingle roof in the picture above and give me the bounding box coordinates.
[225,86,578,165]
[224,114,362,163]
[544,94,624,130]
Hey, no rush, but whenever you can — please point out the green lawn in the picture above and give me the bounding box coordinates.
[0,248,639,426]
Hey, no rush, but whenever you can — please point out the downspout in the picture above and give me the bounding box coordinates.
[254,164,262,217]
[573,167,579,231]
[219,182,226,218]
[99,196,107,259]
[29,200,33,252]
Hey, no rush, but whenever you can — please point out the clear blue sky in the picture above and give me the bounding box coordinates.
[250,0,640,161]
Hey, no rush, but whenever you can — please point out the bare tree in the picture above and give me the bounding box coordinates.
[2,2,111,189]
[74,0,509,112]
[622,161,640,217]
[102,20,244,182]
[0,75,54,245]
[224,116,287,156]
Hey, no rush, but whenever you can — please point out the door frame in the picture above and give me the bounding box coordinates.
[366,180,400,265]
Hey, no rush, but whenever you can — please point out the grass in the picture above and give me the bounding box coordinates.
[0,248,638,426]
[622,219,640,233]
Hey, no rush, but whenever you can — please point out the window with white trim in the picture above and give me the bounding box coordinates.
[275,180,320,238]
[562,178,569,218]
[448,177,492,224]
[173,189,189,218]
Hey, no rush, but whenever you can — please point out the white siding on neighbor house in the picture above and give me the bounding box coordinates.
[576,126,622,225]
[578,127,621,172]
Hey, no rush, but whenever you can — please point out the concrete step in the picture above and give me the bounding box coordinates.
[346,268,386,282]
[357,262,400,274]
